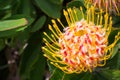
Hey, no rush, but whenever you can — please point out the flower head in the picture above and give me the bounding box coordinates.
[85,0,120,15]
[42,6,120,74]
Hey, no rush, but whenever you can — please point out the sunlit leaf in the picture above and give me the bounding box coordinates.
[0,18,27,31]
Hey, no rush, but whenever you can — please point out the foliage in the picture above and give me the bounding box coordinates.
[0,0,120,80]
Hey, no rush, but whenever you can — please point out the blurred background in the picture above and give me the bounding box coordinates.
[0,0,120,80]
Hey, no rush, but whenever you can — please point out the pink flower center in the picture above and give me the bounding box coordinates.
[59,20,107,68]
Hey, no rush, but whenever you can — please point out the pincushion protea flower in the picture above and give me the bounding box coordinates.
[42,6,120,74]
[85,0,120,15]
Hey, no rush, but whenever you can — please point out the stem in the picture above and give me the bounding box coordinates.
[5,46,20,80]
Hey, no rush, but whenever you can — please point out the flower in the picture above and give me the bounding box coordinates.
[85,0,120,15]
[42,6,120,74]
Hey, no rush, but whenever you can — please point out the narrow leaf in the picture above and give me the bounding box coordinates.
[0,18,28,31]
[31,15,46,32]
[19,32,46,80]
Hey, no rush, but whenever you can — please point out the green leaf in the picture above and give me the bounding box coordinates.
[0,18,28,37]
[100,69,120,80]
[21,50,39,79]
[112,16,120,27]
[79,72,92,80]
[0,0,14,10]
[7,14,35,33]
[0,18,27,31]
[7,14,35,26]
[30,53,46,80]
[31,15,46,32]
[108,30,119,44]
[106,48,120,69]
[48,61,68,80]
[92,71,109,80]
[19,32,46,80]
[0,25,27,38]
[110,43,120,59]
[50,68,66,80]
[19,0,35,17]
[0,0,19,19]
[0,39,5,51]
[66,1,86,21]
[48,61,92,80]
[34,0,62,18]
[50,0,63,5]
[67,0,85,9]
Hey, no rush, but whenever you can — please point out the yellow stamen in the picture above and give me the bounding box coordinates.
[43,32,59,46]
[51,20,62,34]
[63,10,71,26]
[80,7,84,19]
[49,25,59,39]
[43,6,120,74]
[57,19,65,28]
[73,7,78,21]
[67,8,75,23]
